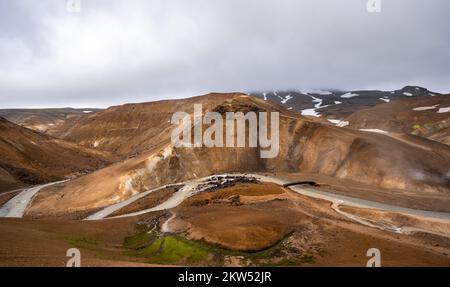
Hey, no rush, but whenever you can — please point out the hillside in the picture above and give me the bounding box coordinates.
[46,93,243,158]
[0,108,102,133]
[24,94,450,218]
[0,117,113,192]
[344,94,450,145]
[250,86,440,119]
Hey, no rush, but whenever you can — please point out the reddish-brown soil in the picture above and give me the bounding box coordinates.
[181,182,284,207]
[1,93,449,267]
[25,95,450,218]
[1,183,449,266]
[0,216,157,267]
[47,93,246,157]
[346,94,450,145]
[0,108,102,133]
[108,186,179,217]
[274,172,450,212]
[164,183,450,266]
[0,117,115,192]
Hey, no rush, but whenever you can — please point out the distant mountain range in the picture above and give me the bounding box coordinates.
[1,90,449,267]
[249,86,450,145]
[0,92,443,219]
[249,86,440,118]
[0,108,103,133]
[0,116,112,192]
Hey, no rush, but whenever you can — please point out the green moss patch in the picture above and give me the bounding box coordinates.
[122,225,301,266]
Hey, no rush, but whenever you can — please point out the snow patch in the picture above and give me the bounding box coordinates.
[403,92,413,97]
[379,98,390,103]
[299,89,332,95]
[301,109,320,117]
[341,93,359,99]
[334,101,342,105]
[413,105,439,111]
[310,96,321,103]
[328,119,349,127]
[359,129,388,134]
[280,94,292,104]
[437,107,450,113]
[301,94,329,117]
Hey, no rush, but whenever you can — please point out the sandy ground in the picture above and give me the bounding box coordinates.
[0,215,167,267]
[20,95,450,219]
[270,172,450,213]
[109,186,178,217]
[164,183,450,266]
[0,182,449,267]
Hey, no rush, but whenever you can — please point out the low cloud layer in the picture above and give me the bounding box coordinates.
[1,0,449,108]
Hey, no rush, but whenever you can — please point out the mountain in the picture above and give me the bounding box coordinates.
[24,93,450,218]
[0,117,113,192]
[2,93,450,267]
[249,86,440,119]
[344,94,450,145]
[0,108,103,133]
[46,93,241,158]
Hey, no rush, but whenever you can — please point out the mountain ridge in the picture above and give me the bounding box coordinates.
[0,117,114,192]
[23,93,450,218]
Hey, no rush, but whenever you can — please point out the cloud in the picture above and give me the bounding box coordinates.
[0,0,449,108]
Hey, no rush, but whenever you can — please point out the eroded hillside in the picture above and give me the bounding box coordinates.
[25,94,450,218]
[0,117,114,192]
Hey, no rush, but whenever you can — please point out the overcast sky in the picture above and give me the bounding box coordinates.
[0,0,449,108]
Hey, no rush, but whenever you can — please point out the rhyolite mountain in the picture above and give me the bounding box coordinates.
[0,108,103,133]
[24,93,450,218]
[0,117,113,192]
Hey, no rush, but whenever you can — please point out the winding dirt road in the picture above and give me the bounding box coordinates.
[85,173,450,223]
[0,181,63,218]
[2,174,449,238]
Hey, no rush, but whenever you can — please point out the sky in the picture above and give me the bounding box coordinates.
[0,0,449,108]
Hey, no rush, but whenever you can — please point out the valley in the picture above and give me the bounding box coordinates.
[0,91,449,267]
[1,173,449,266]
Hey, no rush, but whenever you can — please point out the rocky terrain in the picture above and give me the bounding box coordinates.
[251,87,450,146]
[19,93,450,219]
[345,94,450,145]
[45,93,239,158]
[0,117,113,192]
[0,108,102,133]
[250,86,439,119]
[1,91,449,267]
[1,179,449,267]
